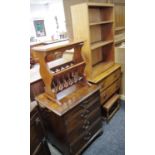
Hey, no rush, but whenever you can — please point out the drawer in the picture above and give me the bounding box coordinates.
[100,78,121,104]
[70,118,102,154]
[64,91,100,123]
[65,97,100,133]
[99,68,121,92]
[67,107,101,143]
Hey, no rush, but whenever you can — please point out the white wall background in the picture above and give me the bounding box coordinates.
[30,0,66,41]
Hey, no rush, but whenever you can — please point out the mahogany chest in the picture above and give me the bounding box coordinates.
[36,85,102,155]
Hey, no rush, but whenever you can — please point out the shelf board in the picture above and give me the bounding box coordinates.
[88,2,114,7]
[91,40,113,50]
[53,61,85,78]
[115,26,125,32]
[90,20,113,26]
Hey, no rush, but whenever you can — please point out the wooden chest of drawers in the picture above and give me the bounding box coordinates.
[89,64,121,121]
[30,102,51,155]
[36,85,102,155]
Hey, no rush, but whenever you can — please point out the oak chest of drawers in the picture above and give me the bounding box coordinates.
[89,64,121,121]
[36,84,102,155]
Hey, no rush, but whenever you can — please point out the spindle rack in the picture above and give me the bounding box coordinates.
[32,41,89,105]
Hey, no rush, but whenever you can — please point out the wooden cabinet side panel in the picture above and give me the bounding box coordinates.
[71,4,93,79]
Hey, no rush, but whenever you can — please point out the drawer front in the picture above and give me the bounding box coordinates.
[65,96,100,133]
[100,78,121,104]
[64,91,100,124]
[99,68,121,92]
[70,118,102,154]
[67,107,101,143]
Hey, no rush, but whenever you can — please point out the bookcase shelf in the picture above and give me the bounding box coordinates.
[71,3,115,82]
[91,40,113,50]
[89,20,113,26]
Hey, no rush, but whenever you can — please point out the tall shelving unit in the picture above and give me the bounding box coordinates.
[71,2,115,82]
[71,3,122,121]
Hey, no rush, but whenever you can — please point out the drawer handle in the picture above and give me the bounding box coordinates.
[82,125,89,130]
[80,113,88,118]
[114,74,117,78]
[116,84,120,89]
[84,132,92,141]
[103,93,107,99]
[84,120,90,125]
[35,117,40,125]
[101,83,105,88]
[84,109,90,114]
[80,104,87,108]
[83,100,89,104]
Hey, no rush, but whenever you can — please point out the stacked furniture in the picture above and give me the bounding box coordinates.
[71,2,121,121]
[30,102,51,155]
[33,41,103,155]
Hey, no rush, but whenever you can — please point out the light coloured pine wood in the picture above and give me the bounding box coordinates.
[32,41,86,102]
[71,3,115,81]
[92,61,114,79]
[88,2,114,7]
[91,48,103,65]
[103,94,120,110]
[71,3,93,79]
[106,103,120,121]
[115,33,125,45]
[90,20,113,26]
[89,63,121,83]
[91,40,113,50]
[115,26,125,32]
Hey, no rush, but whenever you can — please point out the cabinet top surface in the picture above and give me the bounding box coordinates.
[89,63,121,84]
[35,83,99,116]
[32,40,83,53]
[88,2,114,7]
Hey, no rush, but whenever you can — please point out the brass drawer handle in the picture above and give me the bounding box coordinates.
[80,104,87,108]
[84,120,90,125]
[35,117,40,125]
[80,113,88,118]
[113,73,118,78]
[83,100,89,104]
[82,125,89,130]
[103,93,107,99]
[84,109,90,114]
[116,84,120,89]
[84,132,92,141]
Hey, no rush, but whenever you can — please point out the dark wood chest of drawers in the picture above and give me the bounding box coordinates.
[30,103,51,155]
[36,86,102,155]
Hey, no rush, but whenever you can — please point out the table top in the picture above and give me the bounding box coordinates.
[35,83,99,116]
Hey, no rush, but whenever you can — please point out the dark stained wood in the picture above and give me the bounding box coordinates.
[30,104,51,155]
[37,88,103,155]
